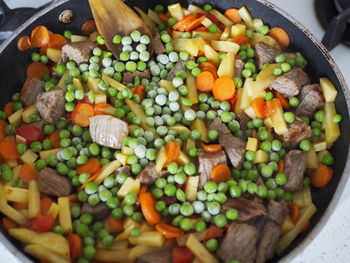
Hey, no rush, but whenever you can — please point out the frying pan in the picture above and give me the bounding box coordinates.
[0,0,349,262]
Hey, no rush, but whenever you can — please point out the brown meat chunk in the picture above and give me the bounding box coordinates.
[284,150,307,192]
[21,78,44,106]
[60,41,97,64]
[208,118,246,168]
[295,84,325,118]
[267,199,289,225]
[217,223,259,263]
[270,68,310,98]
[81,203,110,221]
[115,166,131,176]
[255,219,281,263]
[254,42,280,70]
[38,168,72,197]
[237,112,250,130]
[89,115,129,149]
[167,61,186,81]
[36,89,65,123]
[222,197,267,223]
[198,151,227,188]
[136,245,173,263]
[234,59,245,78]
[136,163,161,185]
[151,32,165,55]
[281,117,312,148]
[122,70,151,85]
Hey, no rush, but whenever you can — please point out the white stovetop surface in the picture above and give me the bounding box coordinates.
[2,0,350,262]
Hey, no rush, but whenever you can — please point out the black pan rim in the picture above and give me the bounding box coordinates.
[0,0,349,262]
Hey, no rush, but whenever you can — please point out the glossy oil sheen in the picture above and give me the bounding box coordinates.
[0,0,349,262]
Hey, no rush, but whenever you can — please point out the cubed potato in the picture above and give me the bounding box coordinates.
[210,9,233,26]
[57,71,69,90]
[246,137,258,152]
[125,99,157,134]
[191,119,209,143]
[235,78,252,113]
[173,38,190,52]
[323,102,340,146]
[313,141,327,152]
[220,26,231,41]
[280,215,295,235]
[102,74,127,91]
[185,176,199,202]
[217,52,234,78]
[186,72,198,104]
[192,31,221,41]
[95,160,121,184]
[188,4,205,14]
[186,234,218,263]
[25,244,70,263]
[254,150,268,163]
[116,153,128,166]
[168,3,184,20]
[306,146,319,169]
[320,78,337,102]
[47,202,60,220]
[210,40,240,54]
[58,197,72,233]
[70,35,89,42]
[238,6,254,29]
[204,44,220,66]
[129,245,158,260]
[117,177,141,198]
[95,248,132,262]
[22,105,39,123]
[46,48,62,63]
[4,186,28,203]
[28,180,40,219]
[155,146,166,172]
[20,150,38,164]
[271,104,288,135]
[251,33,280,50]
[8,109,23,127]
[129,231,165,247]
[176,151,190,166]
[95,93,107,104]
[39,148,62,160]
[264,117,274,129]
[253,18,264,31]
[231,24,246,38]
[72,78,84,91]
[244,106,257,119]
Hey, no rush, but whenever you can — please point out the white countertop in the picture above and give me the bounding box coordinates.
[2,0,350,262]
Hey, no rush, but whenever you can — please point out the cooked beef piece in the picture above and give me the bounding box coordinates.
[36,89,65,124]
[284,150,307,192]
[161,195,177,205]
[222,197,267,223]
[167,60,186,81]
[198,151,227,188]
[152,32,165,55]
[255,219,281,263]
[234,59,245,78]
[60,41,97,64]
[81,203,110,221]
[38,168,72,197]
[136,163,161,185]
[237,112,250,130]
[115,166,131,175]
[254,42,280,70]
[122,70,151,85]
[280,117,312,148]
[267,199,289,225]
[270,68,311,98]
[295,84,325,118]
[208,118,247,168]
[136,245,173,263]
[217,223,259,263]
[20,78,44,106]
[89,115,129,149]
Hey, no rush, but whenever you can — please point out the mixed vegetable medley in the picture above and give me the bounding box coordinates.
[3,1,342,263]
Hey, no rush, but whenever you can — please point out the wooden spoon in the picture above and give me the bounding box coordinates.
[89,0,153,56]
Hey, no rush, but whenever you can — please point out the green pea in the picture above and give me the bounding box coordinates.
[229,185,242,198]
[180,202,194,216]
[332,114,342,123]
[194,220,207,232]
[205,238,219,252]
[299,140,311,151]
[179,218,193,231]
[226,208,238,220]
[314,110,325,122]
[245,151,256,161]
[204,181,217,194]
[164,183,177,197]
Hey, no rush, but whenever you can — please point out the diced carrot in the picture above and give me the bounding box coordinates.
[0,120,6,142]
[155,223,183,239]
[40,197,53,215]
[172,246,194,263]
[2,217,18,230]
[17,35,32,51]
[173,14,197,32]
[76,158,100,175]
[224,8,242,24]
[81,20,97,36]
[195,26,208,32]
[13,202,28,210]
[199,62,217,76]
[210,164,231,183]
[30,26,50,48]
[0,140,20,161]
[48,130,61,148]
[269,26,290,50]
[68,232,82,261]
[69,194,78,203]
[165,141,181,165]
[203,144,222,153]
[204,225,224,240]
[139,192,162,225]
[47,34,67,49]
[185,15,205,32]
[137,185,148,205]
[71,103,95,127]
[131,85,145,101]
[26,214,55,233]
[264,100,276,118]
[212,76,236,101]
[4,102,14,118]
[301,221,310,233]
[289,203,300,224]
[26,62,50,79]
[277,159,284,173]
[252,97,266,119]
[159,13,169,22]
[232,34,250,45]
[310,164,333,188]
[195,71,215,93]
[274,91,290,110]
[106,215,124,233]
[94,102,112,115]
[19,163,38,184]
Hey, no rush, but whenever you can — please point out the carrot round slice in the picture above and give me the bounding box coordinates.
[19,163,38,184]
[47,34,68,49]
[310,164,333,188]
[76,158,100,175]
[17,36,32,51]
[30,26,50,48]
[269,26,290,50]
[199,62,218,79]
[210,163,231,183]
[71,103,95,127]
[196,71,215,93]
[81,20,97,36]
[212,76,236,101]
[26,62,50,79]
[224,8,242,24]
